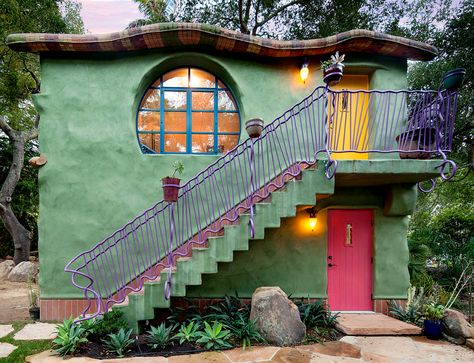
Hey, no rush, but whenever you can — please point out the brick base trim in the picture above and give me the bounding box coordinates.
[40,297,408,322]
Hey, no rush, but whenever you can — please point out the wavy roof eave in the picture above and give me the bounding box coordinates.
[6,23,437,61]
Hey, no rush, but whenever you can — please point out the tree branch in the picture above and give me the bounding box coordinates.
[238,0,249,34]
[254,0,303,31]
[252,0,262,36]
[22,58,41,94]
[0,115,15,139]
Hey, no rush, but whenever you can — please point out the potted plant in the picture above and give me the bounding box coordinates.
[162,161,184,203]
[245,118,265,138]
[395,127,437,159]
[442,68,466,90]
[27,275,40,320]
[321,51,345,86]
[422,303,445,339]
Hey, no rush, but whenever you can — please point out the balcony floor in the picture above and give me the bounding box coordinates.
[333,159,442,186]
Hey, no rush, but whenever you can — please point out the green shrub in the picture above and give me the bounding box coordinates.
[88,310,128,342]
[173,321,200,345]
[196,321,232,350]
[147,323,174,350]
[52,317,88,357]
[102,328,135,358]
[228,316,264,349]
[388,286,426,326]
[296,299,339,329]
[422,303,445,321]
[205,294,250,328]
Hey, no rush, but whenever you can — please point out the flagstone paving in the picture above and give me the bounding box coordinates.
[336,313,422,335]
[0,342,17,358]
[0,324,14,338]
[13,322,57,340]
[25,336,474,362]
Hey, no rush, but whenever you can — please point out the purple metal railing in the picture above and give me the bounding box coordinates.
[65,87,459,320]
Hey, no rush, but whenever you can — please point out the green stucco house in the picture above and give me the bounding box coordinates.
[7,23,461,331]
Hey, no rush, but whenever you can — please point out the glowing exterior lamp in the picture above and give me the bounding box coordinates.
[300,58,309,83]
[306,207,317,231]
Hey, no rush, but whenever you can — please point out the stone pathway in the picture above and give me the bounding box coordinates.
[13,322,57,340]
[25,336,474,362]
[0,342,17,358]
[0,324,14,338]
[336,313,422,335]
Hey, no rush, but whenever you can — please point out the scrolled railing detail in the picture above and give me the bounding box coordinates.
[65,87,459,320]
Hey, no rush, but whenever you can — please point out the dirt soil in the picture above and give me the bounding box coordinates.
[0,280,31,322]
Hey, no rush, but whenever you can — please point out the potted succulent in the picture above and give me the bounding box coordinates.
[321,51,345,86]
[442,68,466,90]
[422,303,445,339]
[162,161,184,203]
[395,127,437,159]
[245,118,265,138]
[28,275,40,320]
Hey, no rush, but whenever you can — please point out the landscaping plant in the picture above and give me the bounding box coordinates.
[205,294,250,328]
[52,317,88,357]
[423,303,445,321]
[174,321,200,344]
[87,310,128,342]
[296,299,339,329]
[388,286,426,326]
[228,316,264,349]
[147,323,174,350]
[102,328,135,358]
[196,321,232,350]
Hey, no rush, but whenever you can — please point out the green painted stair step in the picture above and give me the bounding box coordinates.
[112,165,335,332]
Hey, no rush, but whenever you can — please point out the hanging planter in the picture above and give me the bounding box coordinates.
[161,161,184,203]
[322,52,345,87]
[245,118,265,138]
[442,68,466,91]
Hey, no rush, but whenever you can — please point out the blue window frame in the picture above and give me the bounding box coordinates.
[137,67,241,154]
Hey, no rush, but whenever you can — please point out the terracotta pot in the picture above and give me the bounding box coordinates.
[162,177,181,203]
[245,118,264,138]
[29,307,40,321]
[395,127,437,159]
[323,65,343,86]
[442,68,466,90]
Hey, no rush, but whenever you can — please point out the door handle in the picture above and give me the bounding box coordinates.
[328,263,337,267]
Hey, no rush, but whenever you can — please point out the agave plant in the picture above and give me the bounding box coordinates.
[52,317,88,357]
[196,321,232,350]
[102,328,135,358]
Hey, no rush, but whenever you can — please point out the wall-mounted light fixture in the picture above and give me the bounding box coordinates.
[300,58,309,83]
[306,207,317,231]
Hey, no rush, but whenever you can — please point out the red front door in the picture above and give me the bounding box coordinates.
[327,209,373,311]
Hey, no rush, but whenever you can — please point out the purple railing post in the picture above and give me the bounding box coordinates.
[324,86,337,179]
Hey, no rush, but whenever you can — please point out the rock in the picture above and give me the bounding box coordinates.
[442,309,474,341]
[249,286,306,346]
[442,332,465,345]
[0,260,15,280]
[0,342,17,358]
[7,261,38,282]
[467,338,474,350]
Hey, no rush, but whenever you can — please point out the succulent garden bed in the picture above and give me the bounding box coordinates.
[52,296,340,359]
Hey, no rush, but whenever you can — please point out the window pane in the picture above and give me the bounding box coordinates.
[192,134,214,153]
[192,92,214,110]
[164,91,186,110]
[164,112,186,132]
[138,111,160,131]
[190,69,215,88]
[141,89,160,109]
[192,112,214,132]
[218,113,239,133]
[218,80,226,89]
[218,91,236,111]
[164,134,186,152]
[139,133,160,153]
[162,68,188,87]
[218,135,239,153]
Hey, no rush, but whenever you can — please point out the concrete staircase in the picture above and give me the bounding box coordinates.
[113,165,334,332]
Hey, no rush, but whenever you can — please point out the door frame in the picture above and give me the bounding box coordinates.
[326,208,374,311]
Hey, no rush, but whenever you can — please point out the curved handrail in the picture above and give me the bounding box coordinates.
[65,86,459,320]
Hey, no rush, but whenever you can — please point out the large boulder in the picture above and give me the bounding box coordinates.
[0,260,15,280]
[249,286,306,346]
[442,309,474,345]
[7,261,38,282]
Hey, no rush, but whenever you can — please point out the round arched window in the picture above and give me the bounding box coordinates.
[137,67,241,154]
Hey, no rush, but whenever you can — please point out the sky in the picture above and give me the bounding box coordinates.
[78,0,141,33]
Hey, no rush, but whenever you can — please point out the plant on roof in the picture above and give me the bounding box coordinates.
[102,328,135,358]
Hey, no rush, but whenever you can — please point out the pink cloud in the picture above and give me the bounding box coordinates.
[78,0,142,34]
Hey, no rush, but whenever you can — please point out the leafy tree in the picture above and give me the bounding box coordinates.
[0,0,84,263]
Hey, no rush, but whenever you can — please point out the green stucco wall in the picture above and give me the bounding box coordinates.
[34,49,408,299]
[186,187,411,299]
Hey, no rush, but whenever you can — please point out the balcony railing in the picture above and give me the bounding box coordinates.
[65,86,459,320]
